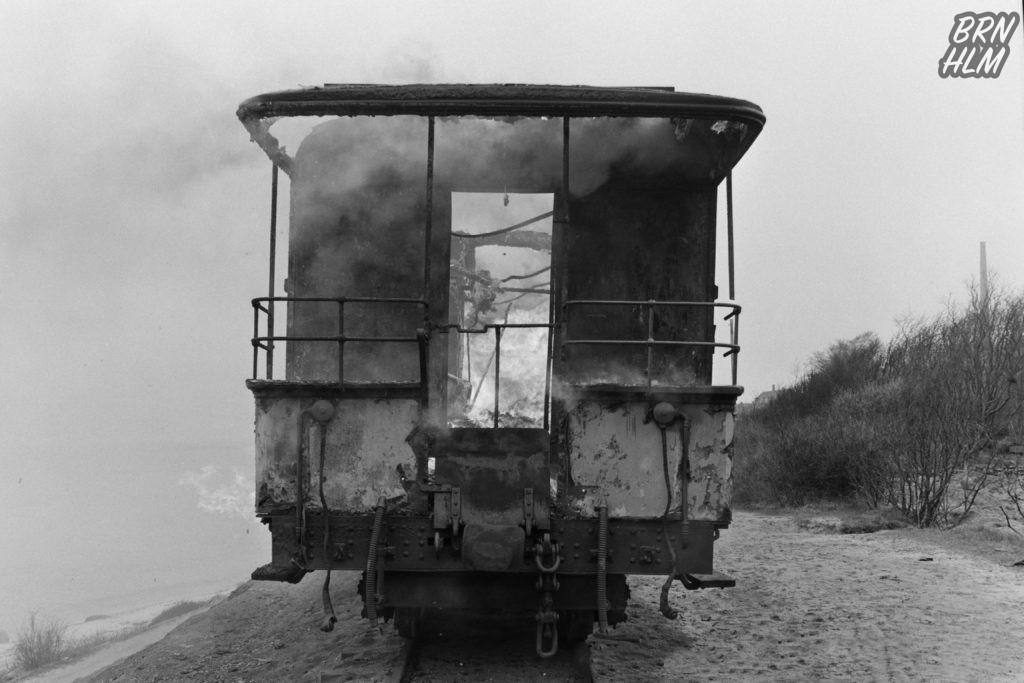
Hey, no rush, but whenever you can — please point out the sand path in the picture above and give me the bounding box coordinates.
[18,612,203,683]
[597,512,1024,681]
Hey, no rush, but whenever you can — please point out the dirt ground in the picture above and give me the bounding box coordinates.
[594,511,1024,681]
[76,578,408,682]
[70,511,1024,681]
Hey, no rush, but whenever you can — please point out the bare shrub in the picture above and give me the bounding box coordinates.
[882,281,1024,527]
[736,278,1024,528]
[1000,470,1024,535]
[13,613,69,671]
[735,333,884,506]
[820,380,903,507]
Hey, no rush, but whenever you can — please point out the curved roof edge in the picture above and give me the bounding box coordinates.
[237,83,765,129]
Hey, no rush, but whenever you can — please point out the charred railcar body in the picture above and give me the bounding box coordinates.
[238,84,764,654]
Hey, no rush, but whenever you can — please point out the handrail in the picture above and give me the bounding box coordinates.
[561,299,741,388]
[251,296,428,390]
[439,321,556,429]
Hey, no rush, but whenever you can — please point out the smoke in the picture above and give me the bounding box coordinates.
[272,109,735,388]
[179,466,253,520]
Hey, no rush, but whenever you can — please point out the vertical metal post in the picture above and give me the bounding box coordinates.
[646,301,655,395]
[337,300,345,386]
[423,117,437,418]
[726,172,735,302]
[732,315,740,386]
[560,117,570,225]
[493,326,502,429]
[267,163,279,379]
[726,172,737,386]
[252,306,260,380]
[424,117,435,306]
[465,333,473,388]
[543,318,552,430]
[419,330,429,407]
[545,118,571,428]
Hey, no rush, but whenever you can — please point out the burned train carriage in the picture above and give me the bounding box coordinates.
[238,84,763,654]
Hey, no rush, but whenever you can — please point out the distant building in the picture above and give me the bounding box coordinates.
[752,385,779,407]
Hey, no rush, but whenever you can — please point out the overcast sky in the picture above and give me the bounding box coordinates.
[1,0,1022,622]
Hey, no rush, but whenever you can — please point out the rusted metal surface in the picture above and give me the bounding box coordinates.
[461,523,525,571]
[561,183,719,387]
[564,399,734,522]
[380,572,627,613]
[433,428,550,527]
[266,513,721,576]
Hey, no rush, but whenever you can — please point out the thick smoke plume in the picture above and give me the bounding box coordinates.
[272,111,733,391]
[179,466,253,520]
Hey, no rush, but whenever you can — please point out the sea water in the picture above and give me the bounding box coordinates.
[0,439,269,665]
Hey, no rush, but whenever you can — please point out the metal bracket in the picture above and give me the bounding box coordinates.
[523,487,535,536]
[432,489,450,530]
[450,487,462,530]
[333,540,356,561]
[449,487,462,550]
[636,545,657,564]
[681,572,736,590]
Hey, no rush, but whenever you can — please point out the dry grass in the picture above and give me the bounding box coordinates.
[11,613,68,671]
[745,480,1024,569]
[894,517,1024,567]
[751,501,911,534]
[0,597,214,680]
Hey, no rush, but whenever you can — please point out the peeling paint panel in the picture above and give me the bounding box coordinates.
[255,398,302,513]
[309,399,421,511]
[566,400,684,518]
[683,406,734,521]
[254,396,421,514]
[565,399,733,521]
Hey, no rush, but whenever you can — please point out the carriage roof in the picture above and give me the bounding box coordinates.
[237,83,765,127]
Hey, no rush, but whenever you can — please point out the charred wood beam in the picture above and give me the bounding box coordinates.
[452,211,554,240]
[453,230,551,252]
[502,266,551,282]
[243,118,296,177]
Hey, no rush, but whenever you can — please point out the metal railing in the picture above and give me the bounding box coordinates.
[443,322,557,429]
[251,296,429,386]
[561,299,741,389]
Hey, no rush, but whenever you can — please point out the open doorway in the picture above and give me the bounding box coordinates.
[447,192,554,427]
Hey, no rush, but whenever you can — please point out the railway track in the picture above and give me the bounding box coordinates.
[392,611,593,682]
